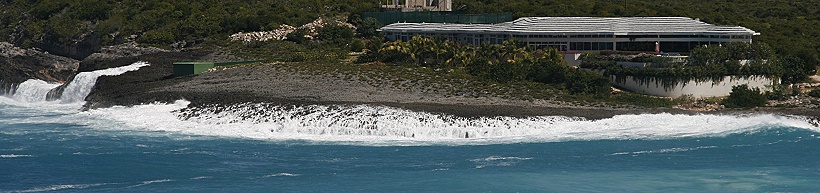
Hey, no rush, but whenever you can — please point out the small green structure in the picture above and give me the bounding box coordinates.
[173,60,263,77]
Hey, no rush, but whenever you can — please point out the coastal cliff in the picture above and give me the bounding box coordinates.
[0,42,78,92]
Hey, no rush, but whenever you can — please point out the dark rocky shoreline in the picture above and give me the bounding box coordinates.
[2,41,815,121]
[0,42,78,91]
[73,50,819,121]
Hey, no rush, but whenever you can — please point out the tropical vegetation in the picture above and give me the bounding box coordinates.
[359,36,611,95]
[1,1,817,64]
[580,42,798,88]
[1,0,818,108]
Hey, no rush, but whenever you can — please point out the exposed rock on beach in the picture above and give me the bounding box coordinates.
[0,42,78,91]
[3,41,816,120]
[76,50,818,120]
[76,50,654,119]
[79,42,169,72]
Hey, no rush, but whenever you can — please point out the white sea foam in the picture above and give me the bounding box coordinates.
[71,99,820,146]
[125,179,173,188]
[190,176,212,180]
[0,62,153,131]
[471,156,533,168]
[8,79,61,103]
[0,62,149,105]
[611,146,719,156]
[472,156,533,162]
[1,61,818,146]
[14,183,111,192]
[60,61,149,103]
[260,173,300,178]
[1,154,33,158]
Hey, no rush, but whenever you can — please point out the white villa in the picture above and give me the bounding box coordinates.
[379,17,758,53]
[379,17,774,97]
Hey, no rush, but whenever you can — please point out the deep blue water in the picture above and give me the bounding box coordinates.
[1,100,819,192]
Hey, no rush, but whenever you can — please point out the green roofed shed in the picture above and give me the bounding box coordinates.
[173,60,263,77]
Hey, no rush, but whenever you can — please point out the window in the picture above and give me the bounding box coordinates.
[604,42,613,50]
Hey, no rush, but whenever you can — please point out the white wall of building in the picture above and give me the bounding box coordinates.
[612,76,776,98]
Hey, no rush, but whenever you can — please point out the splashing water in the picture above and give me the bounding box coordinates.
[1,61,149,104]
[59,61,150,103]
[9,79,61,103]
[73,100,819,145]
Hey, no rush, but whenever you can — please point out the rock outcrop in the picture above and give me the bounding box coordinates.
[79,42,169,72]
[42,43,171,100]
[33,33,103,61]
[0,42,79,92]
[229,17,356,43]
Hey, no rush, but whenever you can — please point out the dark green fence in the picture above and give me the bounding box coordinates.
[362,12,513,25]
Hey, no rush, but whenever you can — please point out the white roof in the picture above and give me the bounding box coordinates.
[380,17,758,35]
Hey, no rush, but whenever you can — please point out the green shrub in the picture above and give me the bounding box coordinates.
[71,0,112,20]
[286,52,308,62]
[29,1,69,20]
[286,29,309,44]
[780,56,813,84]
[809,89,820,98]
[137,29,175,44]
[316,22,354,46]
[610,93,675,108]
[721,84,768,108]
[764,83,791,100]
[355,17,382,38]
[349,39,365,52]
[564,70,611,95]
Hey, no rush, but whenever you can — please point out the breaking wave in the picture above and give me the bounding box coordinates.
[59,61,149,103]
[73,100,820,146]
[0,61,149,104]
[1,61,818,146]
[8,80,61,103]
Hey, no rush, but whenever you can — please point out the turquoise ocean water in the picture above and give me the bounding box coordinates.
[1,62,818,192]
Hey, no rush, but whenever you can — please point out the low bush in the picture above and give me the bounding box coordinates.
[564,70,611,95]
[764,84,793,100]
[721,84,768,108]
[809,89,820,98]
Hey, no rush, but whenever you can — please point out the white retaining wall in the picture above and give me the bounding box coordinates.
[612,76,776,98]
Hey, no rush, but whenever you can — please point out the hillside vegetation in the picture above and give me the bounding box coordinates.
[1,0,817,61]
[0,0,377,51]
[1,0,818,108]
